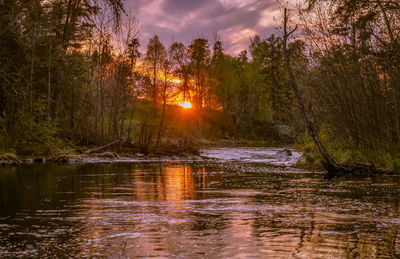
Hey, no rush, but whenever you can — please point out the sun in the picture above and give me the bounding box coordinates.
[179,101,192,109]
[171,78,181,84]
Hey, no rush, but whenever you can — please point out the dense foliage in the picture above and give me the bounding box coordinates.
[294,0,400,169]
[0,0,298,155]
[1,0,399,171]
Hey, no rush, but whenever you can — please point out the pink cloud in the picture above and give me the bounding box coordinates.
[124,0,280,55]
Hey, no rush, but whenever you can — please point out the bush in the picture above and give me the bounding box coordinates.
[10,113,63,156]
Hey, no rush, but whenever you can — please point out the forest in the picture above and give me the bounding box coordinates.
[1,0,400,173]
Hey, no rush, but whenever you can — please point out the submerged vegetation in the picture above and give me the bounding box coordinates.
[0,0,399,173]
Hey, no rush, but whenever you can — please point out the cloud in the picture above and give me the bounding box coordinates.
[220,25,258,54]
[124,0,280,55]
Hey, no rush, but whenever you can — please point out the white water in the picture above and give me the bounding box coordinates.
[82,147,302,166]
[200,147,302,166]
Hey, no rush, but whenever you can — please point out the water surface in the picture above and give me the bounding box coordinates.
[1,160,400,258]
[201,147,302,165]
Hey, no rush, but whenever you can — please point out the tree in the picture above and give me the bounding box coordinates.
[188,38,210,136]
[282,7,345,175]
[141,35,166,148]
[155,47,174,150]
[146,35,166,106]
[170,42,190,102]
[125,37,141,143]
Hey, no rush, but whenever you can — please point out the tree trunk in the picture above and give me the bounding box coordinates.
[100,64,104,142]
[127,102,136,143]
[29,33,35,113]
[155,74,168,151]
[282,8,347,176]
[70,76,74,129]
[48,43,52,120]
[155,96,166,151]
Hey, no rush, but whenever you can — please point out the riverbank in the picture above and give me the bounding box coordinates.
[0,145,302,168]
[293,138,400,175]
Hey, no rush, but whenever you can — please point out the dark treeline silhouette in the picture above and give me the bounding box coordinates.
[0,0,399,172]
[0,0,297,156]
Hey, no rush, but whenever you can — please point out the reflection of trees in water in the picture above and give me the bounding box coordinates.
[60,163,227,257]
[248,203,400,258]
[127,164,229,256]
[0,164,94,257]
[244,176,400,258]
[1,164,400,257]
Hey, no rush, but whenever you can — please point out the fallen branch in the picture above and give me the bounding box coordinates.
[83,139,124,155]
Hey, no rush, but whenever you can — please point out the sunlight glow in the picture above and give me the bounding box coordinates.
[179,101,192,109]
[171,78,181,84]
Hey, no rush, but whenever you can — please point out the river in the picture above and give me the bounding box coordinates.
[0,148,400,258]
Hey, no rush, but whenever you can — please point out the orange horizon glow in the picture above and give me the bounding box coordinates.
[179,101,192,109]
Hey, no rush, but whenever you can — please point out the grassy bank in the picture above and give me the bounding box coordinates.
[294,135,400,173]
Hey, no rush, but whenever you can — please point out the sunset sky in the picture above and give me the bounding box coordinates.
[126,0,281,55]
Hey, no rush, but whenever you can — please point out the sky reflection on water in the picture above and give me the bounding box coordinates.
[0,163,400,258]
